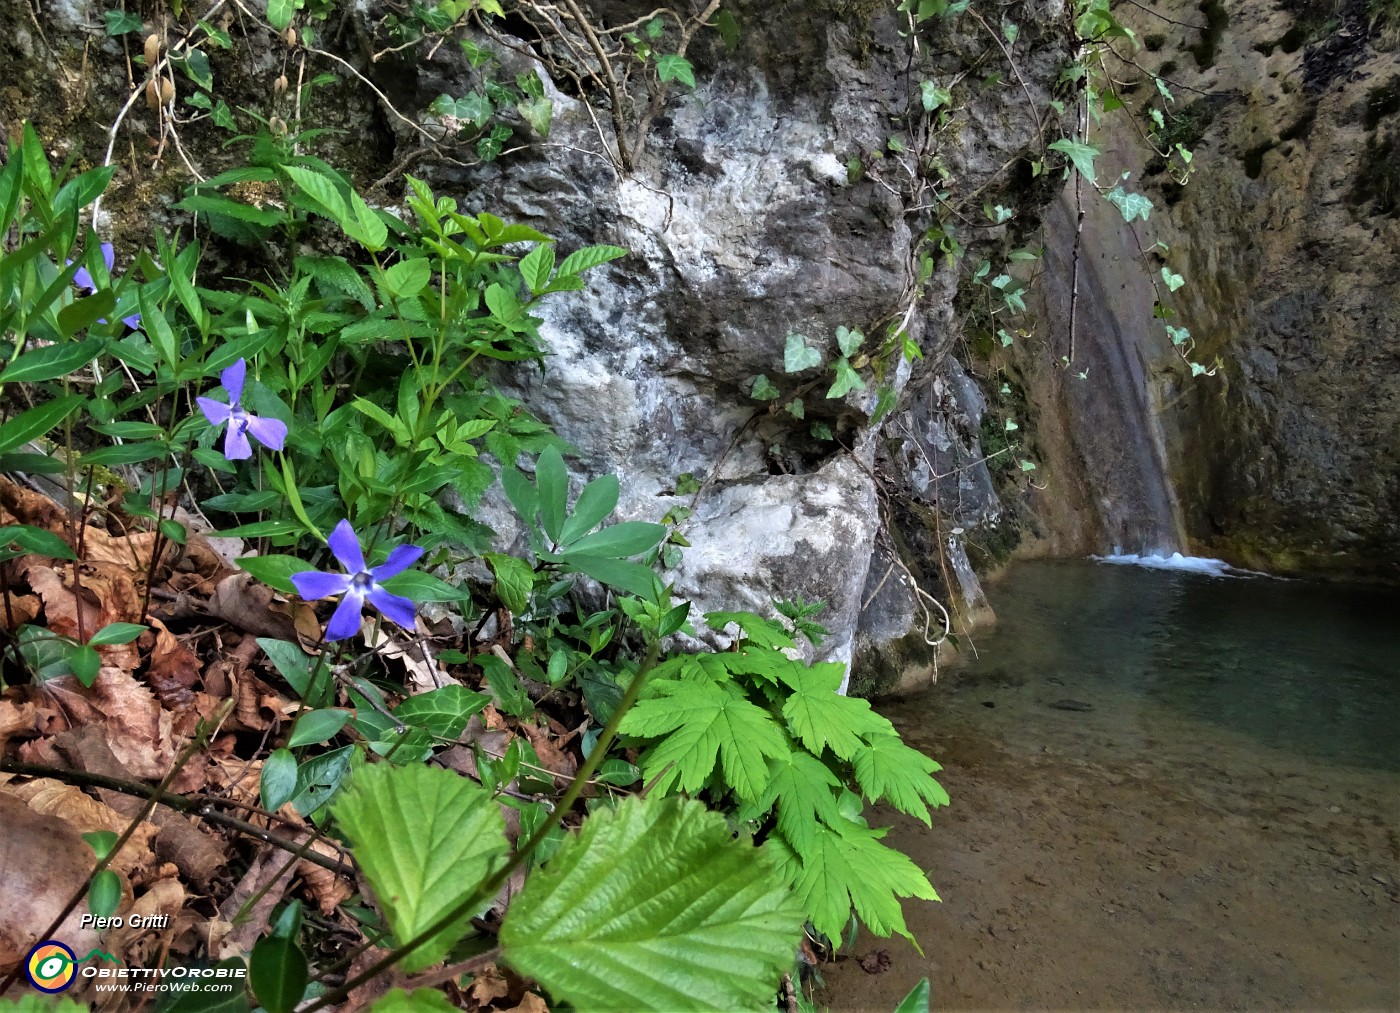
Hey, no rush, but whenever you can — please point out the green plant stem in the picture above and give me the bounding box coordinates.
[303,639,663,1011]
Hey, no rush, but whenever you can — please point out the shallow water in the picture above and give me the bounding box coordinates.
[822,560,1400,1011]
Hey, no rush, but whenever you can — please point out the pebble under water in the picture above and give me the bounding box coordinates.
[821,560,1400,1011]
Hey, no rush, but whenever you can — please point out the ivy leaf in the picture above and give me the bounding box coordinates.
[749,374,781,401]
[656,53,696,89]
[919,80,951,111]
[1104,186,1153,223]
[267,0,301,31]
[1161,267,1185,292]
[332,764,508,973]
[835,326,864,357]
[780,663,894,761]
[619,680,789,801]
[826,357,866,399]
[102,9,143,34]
[851,732,950,826]
[783,333,822,373]
[499,796,803,1012]
[1048,137,1100,185]
[769,823,938,945]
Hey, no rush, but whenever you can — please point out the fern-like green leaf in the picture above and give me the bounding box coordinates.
[756,750,842,857]
[769,822,939,945]
[704,611,796,649]
[619,680,789,801]
[851,732,950,825]
[500,796,802,1012]
[779,662,894,760]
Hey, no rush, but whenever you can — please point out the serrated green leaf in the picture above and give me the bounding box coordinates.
[282,164,351,231]
[518,244,556,295]
[757,750,842,857]
[484,552,535,614]
[619,680,789,801]
[381,258,432,299]
[781,663,892,761]
[783,333,821,373]
[500,796,802,1011]
[851,732,949,825]
[333,764,508,972]
[703,611,795,650]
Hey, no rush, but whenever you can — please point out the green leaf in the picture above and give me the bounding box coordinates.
[656,53,697,89]
[87,869,121,919]
[283,164,352,232]
[894,978,932,1013]
[557,554,658,599]
[783,333,821,373]
[0,524,75,560]
[289,745,352,816]
[267,0,300,30]
[287,708,351,748]
[500,796,802,1012]
[620,680,789,801]
[68,644,101,686]
[333,763,509,973]
[250,934,308,1013]
[484,552,535,614]
[4,339,103,388]
[1104,186,1153,223]
[757,750,843,857]
[558,473,619,546]
[394,685,489,739]
[369,989,459,1013]
[0,395,83,455]
[138,286,180,371]
[1048,137,1100,185]
[1161,267,1185,292]
[826,357,866,399]
[920,80,951,111]
[378,569,471,603]
[89,622,147,646]
[518,244,556,295]
[238,554,316,596]
[380,258,432,299]
[851,732,950,826]
[518,96,554,137]
[748,374,780,401]
[559,521,666,559]
[81,442,169,468]
[781,663,892,761]
[704,611,795,650]
[103,8,144,34]
[256,639,317,699]
[770,823,938,944]
[82,830,118,860]
[835,326,864,357]
[556,244,627,277]
[535,446,569,544]
[260,748,298,812]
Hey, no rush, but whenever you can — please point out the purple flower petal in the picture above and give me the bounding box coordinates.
[244,413,288,452]
[325,589,367,641]
[99,243,116,272]
[221,358,247,406]
[197,396,232,427]
[72,266,96,293]
[367,586,417,631]
[121,312,142,330]
[290,570,353,600]
[328,519,366,575]
[371,544,425,582]
[223,420,252,460]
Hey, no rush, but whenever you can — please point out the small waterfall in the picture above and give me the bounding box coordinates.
[1036,186,1188,556]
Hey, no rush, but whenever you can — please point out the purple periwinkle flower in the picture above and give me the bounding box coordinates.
[290,520,424,641]
[71,242,142,329]
[197,358,288,460]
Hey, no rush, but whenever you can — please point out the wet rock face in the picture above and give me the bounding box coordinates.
[1021,0,1400,579]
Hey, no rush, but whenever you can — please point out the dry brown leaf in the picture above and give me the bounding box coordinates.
[469,964,512,1006]
[5,779,158,878]
[105,875,189,967]
[502,993,550,1013]
[45,666,177,780]
[77,527,164,573]
[144,618,201,710]
[0,593,41,632]
[0,475,68,533]
[216,848,298,956]
[207,572,309,641]
[521,722,576,781]
[362,624,442,695]
[0,793,101,972]
[0,696,38,753]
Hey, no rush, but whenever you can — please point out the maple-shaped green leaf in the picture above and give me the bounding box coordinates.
[500,796,802,1011]
[826,357,866,399]
[780,663,894,761]
[332,764,508,972]
[704,611,795,649]
[769,822,938,945]
[619,680,789,801]
[757,750,843,856]
[851,732,950,826]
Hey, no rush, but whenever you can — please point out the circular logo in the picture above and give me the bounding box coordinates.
[24,941,77,993]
